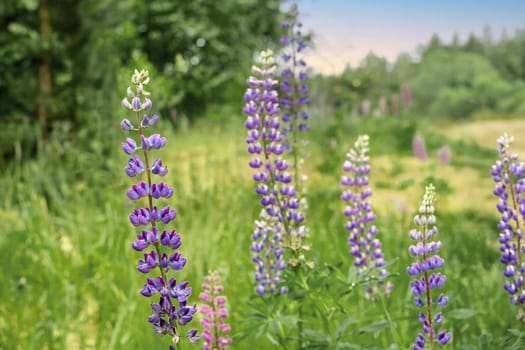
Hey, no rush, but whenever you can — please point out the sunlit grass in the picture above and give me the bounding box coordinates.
[0,115,523,349]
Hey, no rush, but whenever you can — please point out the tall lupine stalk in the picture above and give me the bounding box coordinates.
[491,134,525,310]
[120,69,198,347]
[341,135,392,301]
[243,50,307,295]
[280,4,310,197]
[199,271,232,350]
[407,184,451,349]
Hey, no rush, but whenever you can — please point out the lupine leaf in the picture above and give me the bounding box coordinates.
[358,320,390,337]
[479,333,493,350]
[335,317,359,339]
[447,308,478,320]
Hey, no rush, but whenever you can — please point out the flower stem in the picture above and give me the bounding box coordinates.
[422,220,434,350]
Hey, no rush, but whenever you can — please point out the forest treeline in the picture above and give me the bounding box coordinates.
[0,0,283,161]
[312,28,525,119]
[1,0,524,162]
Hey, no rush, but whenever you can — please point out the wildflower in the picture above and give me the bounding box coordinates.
[413,134,427,162]
[491,133,525,307]
[120,69,198,346]
[243,50,306,295]
[408,184,451,348]
[280,4,310,197]
[341,135,392,301]
[438,145,451,165]
[199,271,232,350]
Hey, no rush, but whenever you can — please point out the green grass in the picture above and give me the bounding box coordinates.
[0,114,523,349]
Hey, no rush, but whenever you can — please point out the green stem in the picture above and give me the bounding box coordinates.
[297,301,304,349]
[421,221,434,350]
[508,175,522,266]
[379,293,400,346]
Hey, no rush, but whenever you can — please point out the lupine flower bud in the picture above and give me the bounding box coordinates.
[122,138,138,155]
[408,184,451,348]
[132,97,142,111]
[199,271,232,350]
[341,135,392,301]
[121,118,133,131]
[120,69,198,346]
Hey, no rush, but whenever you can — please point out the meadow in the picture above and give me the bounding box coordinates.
[1,108,524,349]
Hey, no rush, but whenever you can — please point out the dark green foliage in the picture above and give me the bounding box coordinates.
[0,0,283,165]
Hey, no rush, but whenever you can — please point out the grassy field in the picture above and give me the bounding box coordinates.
[1,114,524,349]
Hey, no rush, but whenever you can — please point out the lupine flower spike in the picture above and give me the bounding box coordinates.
[199,271,232,350]
[121,69,198,347]
[438,145,451,165]
[491,134,525,316]
[341,135,392,301]
[413,134,427,162]
[243,50,307,295]
[280,4,310,197]
[407,184,451,349]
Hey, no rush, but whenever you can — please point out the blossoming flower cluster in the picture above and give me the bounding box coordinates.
[120,69,198,347]
[407,184,451,349]
[341,135,392,301]
[199,271,232,350]
[491,133,525,306]
[243,49,307,295]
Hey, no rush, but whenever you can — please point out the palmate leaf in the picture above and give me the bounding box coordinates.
[335,317,360,340]
[236,297,301,344]
[501,329,525,350]
[301,328,331,349]
[447,308,478,320]
[479,333,493,350]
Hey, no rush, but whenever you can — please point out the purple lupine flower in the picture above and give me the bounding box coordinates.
[120,69,198,347]
[408,184,451,348]
[491,133,525,307]
[341,135,392,301]
[199,271,232,350]
[151,182,174,199]
[243,50,307,295]
[413,134,427,162]
[251,213,288,295]
[141,114,160,127]
[125,155,145,177]
[438,145,451,165]
[151,159,168,177]
[127,181,149,200]
[279,6,310,198]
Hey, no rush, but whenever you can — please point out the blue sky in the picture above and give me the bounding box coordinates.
[294,0,525,74]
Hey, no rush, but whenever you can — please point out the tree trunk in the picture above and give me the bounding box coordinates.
[38,0,53,127]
